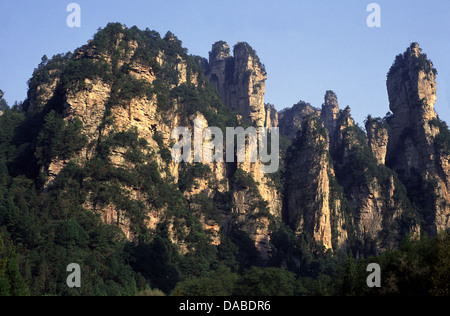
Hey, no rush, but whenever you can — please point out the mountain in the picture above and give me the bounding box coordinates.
[385,43,450,235]
[0,24,449,296]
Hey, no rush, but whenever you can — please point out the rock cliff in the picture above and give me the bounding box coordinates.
[321,90,340,149]
[365,116,389,165]
[283,92,421,255]
[264,103,279,129]
[386,42,450,234]
[25,24,283,260]
[332,105,415,254]
[21,25,450,262]
[199,41,283,258]
[284,114,347,251]
[278,101,318,140]
[203,41,268,127]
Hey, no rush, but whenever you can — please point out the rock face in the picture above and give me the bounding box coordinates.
[333,107,400,254]
[386,42,450,234]
[199,41,283,258]
[22,25,450,262]
[321,91,340,148]
[204,41,268,127]
[386,43,438,173]
[278,101,318,140]
[25,25,284,261]
[284,91,420,254]
[282,94,346,252]
[366,117,389,165]
[265,103,279,129]
[284,114,346,251]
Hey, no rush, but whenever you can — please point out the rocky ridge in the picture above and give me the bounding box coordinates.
[25,24,282,260]
[22,24,450,260]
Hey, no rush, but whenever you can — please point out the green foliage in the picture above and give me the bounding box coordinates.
[336,143,382,189]
[56,220,88,247]
[232,168,256,190]
[340,251,357,296]
[35,110,87,168]
[2,23,449,297]
[169,82,237,130]
[289,114,329,155]
[414,53,438,76]
[190,194,221,223]
[172,265,238,296]
[61,58,113,91]
[388,43,437,79]
[364,115,390,132]
[430,117,450,155]
[210,41,230,58]
[223,230,261,271]
[129,236,180,293]
[336,233,450,296]
[27,53,71,98]
[234,266,296,296]
[429,233,450,296]
[178,163,212,192]
[0,94,8,112]
[0,23,237,297]
[111,76,154,108]
[0,108,26,162]
[0,230,30,296]
[153,132,172,164]
[233,42,265,72]
[173,265,296,296]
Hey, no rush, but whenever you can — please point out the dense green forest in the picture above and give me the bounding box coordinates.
[0,24,449,296]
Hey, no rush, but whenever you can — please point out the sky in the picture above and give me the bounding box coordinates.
[1,0,449,125]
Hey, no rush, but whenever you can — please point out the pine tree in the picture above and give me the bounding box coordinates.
[430,233,450,296]
[6,254,30,296]
[0,232,29,296]
[341,251,357,296]
[0,232,11,296]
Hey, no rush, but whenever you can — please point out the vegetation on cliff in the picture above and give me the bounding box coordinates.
[0,25,449,296]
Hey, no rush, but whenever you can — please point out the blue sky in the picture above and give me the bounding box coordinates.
[1,0,449,125]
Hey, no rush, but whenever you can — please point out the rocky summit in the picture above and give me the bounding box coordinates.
[0,24,449,296]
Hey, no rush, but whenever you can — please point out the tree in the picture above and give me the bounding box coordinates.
[172,266,238,296]
[35,110,87,167]
[430,233,450,296]
[5,255,29,296]
[341,251,357,296]
[0,231,29,296]
[0,232,10,296]
[234,267,296,296]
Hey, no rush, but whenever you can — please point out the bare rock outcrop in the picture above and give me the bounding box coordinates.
[321,90,340,148]
[285,114,347,251]
[365,116,389,165]
[205,41,268,127]
[386,42,450,234]
[26,27,284,260]
[202,41,283,257]
[278,101,318,140]
[264,103,279,129]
